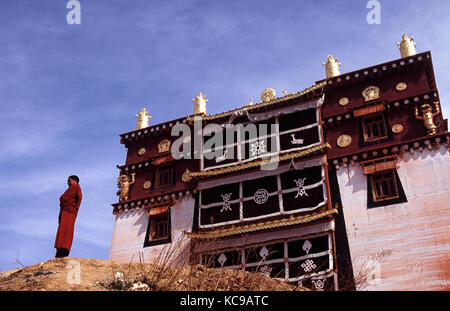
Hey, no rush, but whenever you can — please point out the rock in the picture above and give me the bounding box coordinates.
[130,282,149,291]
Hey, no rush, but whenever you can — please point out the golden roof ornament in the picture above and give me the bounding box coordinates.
[362,86,380,102]
[138,147,146,156]
[261,88,276,102]
[135,108,151,130]
[322,55,341,79]
[396,82,407,92]
[337,134,352,148]
[157,139,171,153]
[142,180,152,190]
[415,102,440,135]
[243,98,254,107]
[117,172,135,202]
[339,97,349,106]
[193,92,208,115]
[182,169,192,183]
[397,34,416,58]
[392,124,403,134]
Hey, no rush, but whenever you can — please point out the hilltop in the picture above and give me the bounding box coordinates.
[0,257,305,291]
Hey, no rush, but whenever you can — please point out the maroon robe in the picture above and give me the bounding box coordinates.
[54,183,82,252]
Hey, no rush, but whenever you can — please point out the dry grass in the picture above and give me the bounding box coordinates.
[99,261,303,291]
[98,234,306,291]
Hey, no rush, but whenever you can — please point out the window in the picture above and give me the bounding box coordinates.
[201,103,323,171]
[362,114,388,142]
[199,233,336,290]
[370,170,398,202]
[150,214,169,240]
[198,157,327,228]
[366,168,407,208]
[155,165,173,187]
[144,212,171,247]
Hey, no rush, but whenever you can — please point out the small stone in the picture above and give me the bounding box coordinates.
[130,282,150,291]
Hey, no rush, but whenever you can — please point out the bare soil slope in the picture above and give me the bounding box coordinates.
[0,257,305,291]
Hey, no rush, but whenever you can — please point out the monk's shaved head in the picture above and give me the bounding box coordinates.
[69,175,79,184]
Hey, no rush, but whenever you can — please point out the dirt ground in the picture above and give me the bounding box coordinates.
[0,257,306,291]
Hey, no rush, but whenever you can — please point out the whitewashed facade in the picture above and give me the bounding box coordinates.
[336,146,450,290]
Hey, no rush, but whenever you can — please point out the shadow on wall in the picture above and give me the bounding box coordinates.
[338,165,366,194]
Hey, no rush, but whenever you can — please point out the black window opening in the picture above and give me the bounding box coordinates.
[371,171,398,201]
[362,114,388,142]
[367,169,407,208]
[358,111,393,148]
[144,212,172,247]
[155,164,174,188]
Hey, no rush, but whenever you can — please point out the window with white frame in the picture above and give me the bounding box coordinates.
[201,99,324,171]
[199,232,337,290]
[197,156,329,228]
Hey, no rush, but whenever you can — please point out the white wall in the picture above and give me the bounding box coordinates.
[337,146,450,290]
[109,197,195,265]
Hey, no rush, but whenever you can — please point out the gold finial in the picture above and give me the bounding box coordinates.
[135,108,151,130]
[397,34,416,58]
[322,55,341,79]
[243,98,254,108]
[193,92,208,115]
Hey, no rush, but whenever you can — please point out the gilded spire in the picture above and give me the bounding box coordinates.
[135,108,151,130]
[397,34,416,58]
[193,92,208,115]
[322,55,341,79]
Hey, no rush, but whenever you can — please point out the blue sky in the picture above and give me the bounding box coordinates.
[0,0,449,272]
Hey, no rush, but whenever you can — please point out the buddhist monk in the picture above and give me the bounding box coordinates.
[54,175,82,258]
